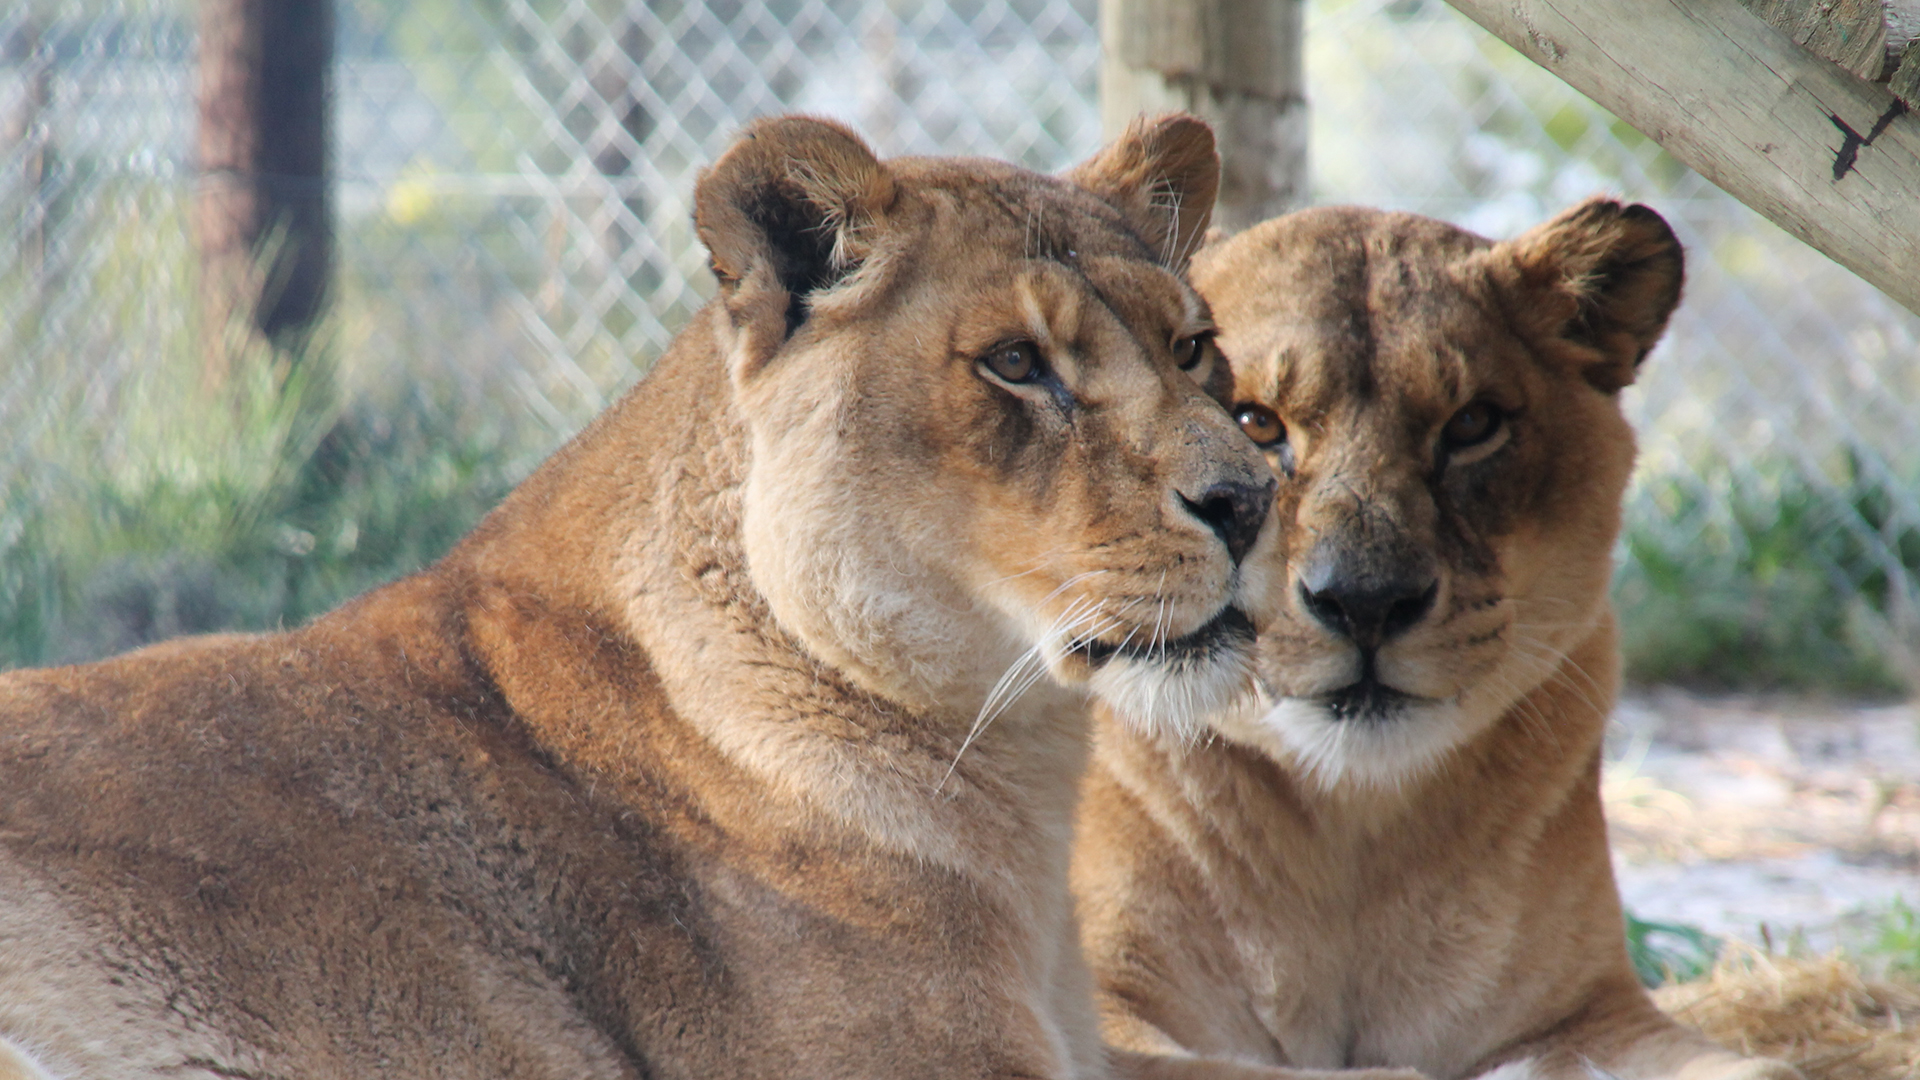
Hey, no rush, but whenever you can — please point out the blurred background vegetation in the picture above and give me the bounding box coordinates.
[0,194,536,666]
[1,0,1917,695]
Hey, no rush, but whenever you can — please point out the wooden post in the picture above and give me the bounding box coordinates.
[1444,0,1920,319]
[1100,0,1307,234]
[195,0,333,384]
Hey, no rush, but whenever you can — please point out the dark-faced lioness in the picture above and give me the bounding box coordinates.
[0,115,1283,1079]
[1073,202,1800,1079]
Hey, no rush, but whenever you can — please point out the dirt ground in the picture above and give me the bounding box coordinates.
[1606,690,1920,954]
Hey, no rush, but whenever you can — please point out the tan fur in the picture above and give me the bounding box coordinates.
[1074,201,1799,1080]
[0,115,1293,1079]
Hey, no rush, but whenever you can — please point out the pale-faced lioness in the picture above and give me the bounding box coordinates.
[1072,201,1800,1080]
[0,115,1289,1080]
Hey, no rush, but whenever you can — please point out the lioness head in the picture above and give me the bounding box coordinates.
[1191,199,1682,788]
[694,116,1275,732]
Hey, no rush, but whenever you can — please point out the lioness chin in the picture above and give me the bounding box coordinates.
[1073,202,1800,1080]
[0,115,1297,1080]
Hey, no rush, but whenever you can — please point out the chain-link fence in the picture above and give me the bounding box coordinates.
[2,0,1916,690]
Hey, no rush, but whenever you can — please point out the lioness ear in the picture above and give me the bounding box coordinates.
[1494,197,1684,393]
[1067,114,1220,269]
[694,116,896,379]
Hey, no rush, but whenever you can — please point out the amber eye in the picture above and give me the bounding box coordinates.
[1173,333,1214,371]
[1443,401,1503,449]
[981,342,1042,384]
[1234,402,1285,447]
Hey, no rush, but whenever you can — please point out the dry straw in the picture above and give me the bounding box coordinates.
[1654,944,1920,1079]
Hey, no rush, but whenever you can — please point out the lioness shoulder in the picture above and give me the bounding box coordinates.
[1,115,1285,1080]
[1074,200,1799,1080]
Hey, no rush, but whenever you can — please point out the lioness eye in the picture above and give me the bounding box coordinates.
[981,342,1042,384]
[1234,403,1284,447]
[1173,333,1213,371]
[1442,402,1503,449]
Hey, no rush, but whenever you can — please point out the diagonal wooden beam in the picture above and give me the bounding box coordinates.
[1444,0,1920,318]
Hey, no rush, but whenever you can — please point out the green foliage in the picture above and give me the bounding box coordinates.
[0,329,533,669]
[1614,454,1918,695]
[1625,911,1720,988]
[0,186,545,670]
[1864,896,1920,977]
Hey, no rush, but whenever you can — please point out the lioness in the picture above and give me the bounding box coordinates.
[0,115,1288,1079]
[1072,201,1800,1080]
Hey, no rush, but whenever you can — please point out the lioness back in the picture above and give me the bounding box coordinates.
[0,589,675,1077]
[1,116,1282,1079]
[1075,202,1798,1080]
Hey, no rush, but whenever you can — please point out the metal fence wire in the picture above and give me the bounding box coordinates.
[1,0,1917,689]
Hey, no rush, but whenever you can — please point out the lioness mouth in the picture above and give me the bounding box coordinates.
[1079,606,1254,668]
[1323,674,1421,722]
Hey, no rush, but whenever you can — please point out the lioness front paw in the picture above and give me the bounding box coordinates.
[1481,1051,1805,1080]
[1471,1063,1542,1080]
[1109,1050,1428,1080]
[1252,1067,1427,1080]
[1671,1057,1800,1080]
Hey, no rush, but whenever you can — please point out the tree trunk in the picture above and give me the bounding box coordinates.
[1099,0,1307,234]
[195,0,333,386]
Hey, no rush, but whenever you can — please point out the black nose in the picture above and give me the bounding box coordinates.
[1297,555,1438,649]
[1179,478,1275,565]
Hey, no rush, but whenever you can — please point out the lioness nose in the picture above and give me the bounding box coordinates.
[1297,549,1438,648]
[1179,478,1275,565]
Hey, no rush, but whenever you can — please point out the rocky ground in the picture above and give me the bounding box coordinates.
[1606,691,1920,954]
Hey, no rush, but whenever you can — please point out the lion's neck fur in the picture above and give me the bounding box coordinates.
[445,302,1089,904]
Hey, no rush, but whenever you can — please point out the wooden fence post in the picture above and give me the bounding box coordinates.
[195,0,333,384]
[1099,0,1307,234]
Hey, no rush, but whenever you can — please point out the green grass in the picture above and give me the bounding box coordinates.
[1864,896,1920,977]
[0,187,549,670]
[1625,911,1721,988]
[1625,897,1920,989]
[0,334,532,668]
[1614,454,1919,696]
